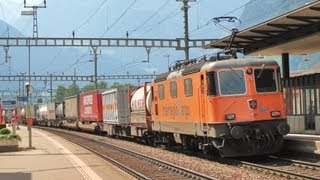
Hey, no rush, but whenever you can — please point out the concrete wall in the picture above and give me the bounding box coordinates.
[316,116,320,135]
[287,116,305,134]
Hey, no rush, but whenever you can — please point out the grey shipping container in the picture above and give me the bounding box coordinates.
[102,88,130,125]
[65,95,79,120]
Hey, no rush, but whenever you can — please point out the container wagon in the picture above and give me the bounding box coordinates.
[79,90,103,132]
[63,95,79,130]
[102,88,130,136]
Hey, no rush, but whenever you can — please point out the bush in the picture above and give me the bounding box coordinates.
[0,128,11,135]
[0,134,22,141]
[8,134,22,141]
[0,134,8,139]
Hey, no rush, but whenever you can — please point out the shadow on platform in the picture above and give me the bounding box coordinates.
[0,172,31,180]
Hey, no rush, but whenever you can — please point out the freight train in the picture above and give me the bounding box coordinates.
[30,57,290,157]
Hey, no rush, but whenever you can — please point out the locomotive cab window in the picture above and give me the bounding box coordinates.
[184,78,193,97]
[254,68,277,93]
[158,84,165,100]
[218,69,246,95]
[207,72,217,96]
[277,68,283,92]
[170,82,177,98]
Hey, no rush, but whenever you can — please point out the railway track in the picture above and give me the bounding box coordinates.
[42,127,216,180]
[234,155,320,180]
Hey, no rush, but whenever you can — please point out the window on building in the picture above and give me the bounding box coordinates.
[170,82,177,98]
[184,78,193,97]
[295,88,301,115]
[317,88,320,115]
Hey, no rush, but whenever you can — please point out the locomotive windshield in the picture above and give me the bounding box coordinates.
[254,68,277,92]
[218,69,246,95]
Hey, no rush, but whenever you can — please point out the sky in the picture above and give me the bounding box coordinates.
[0,0,250,95]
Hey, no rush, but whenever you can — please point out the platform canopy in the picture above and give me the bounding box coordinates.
[204,1,320,56]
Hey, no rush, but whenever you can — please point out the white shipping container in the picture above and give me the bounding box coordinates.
[65,96,78,120]
[39,104,48,121]
[56,103,64,117]
[47,103,56,120]
[102,88,129,125]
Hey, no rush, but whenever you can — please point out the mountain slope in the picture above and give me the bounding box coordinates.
[239,0,319,71]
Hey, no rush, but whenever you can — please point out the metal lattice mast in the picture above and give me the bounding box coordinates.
[22,0,47,38]
[177,0,196,61]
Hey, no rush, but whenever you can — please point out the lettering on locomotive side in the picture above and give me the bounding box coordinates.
[84,107,92,115]
[83,95,93,105]
[163,105,190,117]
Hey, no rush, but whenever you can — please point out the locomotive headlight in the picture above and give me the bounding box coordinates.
[271,111,281,117]
[225,114,235,120]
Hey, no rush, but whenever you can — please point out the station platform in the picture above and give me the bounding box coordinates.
[0,125,134,180]
[284,134,320,155]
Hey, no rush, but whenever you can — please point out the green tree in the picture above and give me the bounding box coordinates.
[110,82,132,88]
[54,85,66,102]
[82,81,108,91]
[65,83,80,97]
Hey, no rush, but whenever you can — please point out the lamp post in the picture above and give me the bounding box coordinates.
[25,82,32,148]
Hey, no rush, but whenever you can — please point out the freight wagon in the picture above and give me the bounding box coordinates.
[102,88,130,136]
[78,90,103,132]
[37,104,48,126]
[63,95,79,130]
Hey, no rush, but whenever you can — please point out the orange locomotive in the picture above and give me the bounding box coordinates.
[150,57,290,157]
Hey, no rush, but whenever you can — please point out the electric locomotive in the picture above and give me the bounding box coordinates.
[150,56,290,157]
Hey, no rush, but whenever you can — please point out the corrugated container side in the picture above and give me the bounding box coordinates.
[102,88,130,125]
[79,91,102,122]
[55,103,64,118]
[65,96,79,120]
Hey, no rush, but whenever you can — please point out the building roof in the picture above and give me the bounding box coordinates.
[204,1,320,56]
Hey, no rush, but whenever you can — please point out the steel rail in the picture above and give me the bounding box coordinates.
[268,156,320,170]
[42,127,216,180]
[236,159,320,180]
[40,127,150,180]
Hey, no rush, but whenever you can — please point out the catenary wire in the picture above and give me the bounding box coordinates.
[74,0,108,32]
[189,0,257,35]
[129,0,170,36]
[64,0,138,73]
